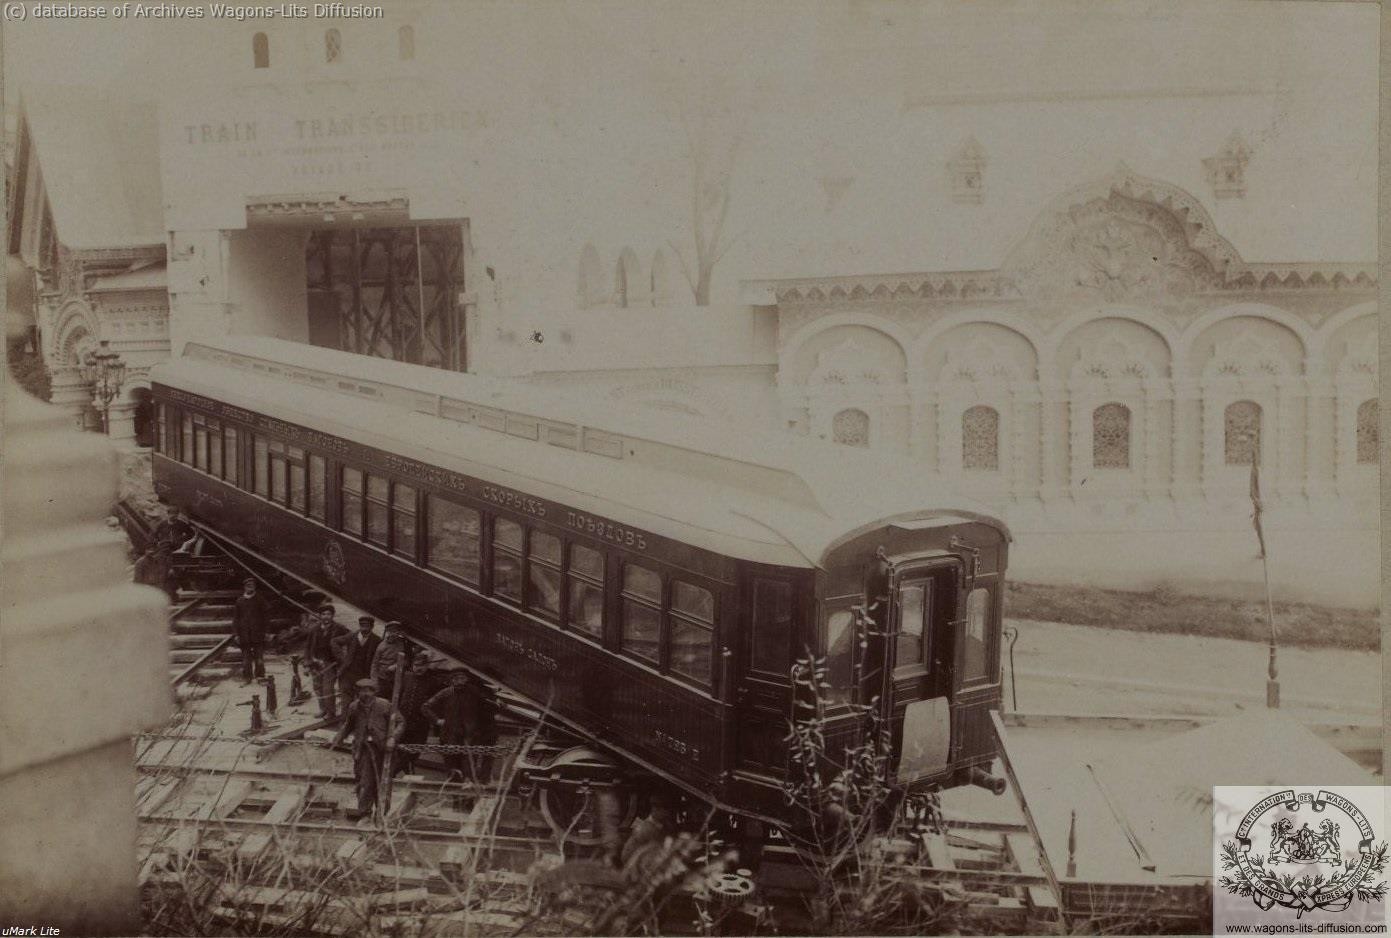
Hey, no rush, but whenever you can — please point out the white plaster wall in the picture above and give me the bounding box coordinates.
[225,228,310,344]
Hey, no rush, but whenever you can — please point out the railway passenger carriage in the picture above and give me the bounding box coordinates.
[151,337,1010,827]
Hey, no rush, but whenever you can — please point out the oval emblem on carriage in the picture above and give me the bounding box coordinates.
[1218,788,1388,919]
[322,541,347,586]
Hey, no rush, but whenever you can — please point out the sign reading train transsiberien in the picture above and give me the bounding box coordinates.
[1214,787,1388,932]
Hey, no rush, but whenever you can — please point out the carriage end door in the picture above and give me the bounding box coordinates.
[890,561,958,781]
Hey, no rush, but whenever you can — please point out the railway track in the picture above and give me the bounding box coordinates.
[135,737,1060,936]
[122,501,1231,934]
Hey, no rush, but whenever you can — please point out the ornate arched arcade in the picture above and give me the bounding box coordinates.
[764,169,1377,523]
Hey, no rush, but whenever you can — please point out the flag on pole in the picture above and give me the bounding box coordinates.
[1249,450,1267,560]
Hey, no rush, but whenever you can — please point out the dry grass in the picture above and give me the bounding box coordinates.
[1005,580,1379,651]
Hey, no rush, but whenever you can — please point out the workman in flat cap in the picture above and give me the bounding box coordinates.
[423,669,499,782]
[371,620,413,692]
[333,615,381,713]
[331,678,405,820]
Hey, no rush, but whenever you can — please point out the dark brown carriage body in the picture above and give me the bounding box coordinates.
[151,342,1008,827]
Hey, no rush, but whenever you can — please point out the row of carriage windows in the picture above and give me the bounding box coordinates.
[156,404,724,690]
[252,27,414,69]
[830,399,1379,469]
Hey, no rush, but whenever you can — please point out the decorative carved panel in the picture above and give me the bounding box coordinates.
[1223,400,1262,466]
[962,405,1000,470]
[1009,192,1223,302]
[1092,402,1132,469]
[832,408,870,447]
[809,339,884,386]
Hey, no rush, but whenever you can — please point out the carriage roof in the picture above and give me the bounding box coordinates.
[153,336,1008,568]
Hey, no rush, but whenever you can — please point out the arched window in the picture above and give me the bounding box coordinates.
[615,248,645,308]
[614,256,629,308]
[650,249,672,305]
[577,243,602,308]
[324,28,342,63]
[1224,400,1262,466]
[398,25,415,60]
[832,409,870,448]
[252,32,270,69]
[962,405,1000,470]
[1357,399,1378,464]
[1092,403,1131,469]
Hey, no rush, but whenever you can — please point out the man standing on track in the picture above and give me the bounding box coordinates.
[394,656,435,775]
[331,678,405,821]
[232,577,268,684]
[423,669,499,782]
[304,604,340,720]
[333,615,381,714]
[371,621,411,692]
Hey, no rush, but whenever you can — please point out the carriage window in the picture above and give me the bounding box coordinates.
[223,427,239,485]
[208,420,223,479]
[621,564,661,662]
[341,467,363,536]
[307,454,326,521]
[492,518,524,601]
[181,413,194,464]
[426,496,480,584]
[528,530,562,619]
[155,404,167,454]
[750,580,793,675]
[896,581,929,670]
[962,587,990,682]
[288,446,306,513]
[365,475,389,546]
[391,483,416,558]
[670,580,714,686]
[192,416,208,472]
[269,441,288,504]
[253,437,270,497]
[824,606,855,705]
[566,543,605,639]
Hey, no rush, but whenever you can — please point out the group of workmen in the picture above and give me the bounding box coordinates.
[132,509,200,602]
[224,575,499,821]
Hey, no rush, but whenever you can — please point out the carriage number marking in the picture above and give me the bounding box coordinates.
[482,485,547,518]
[566,512,647,550]
[654,730,700,762]
[494,632,558,671]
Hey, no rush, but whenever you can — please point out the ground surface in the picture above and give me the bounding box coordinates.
[1008,618,1380,720]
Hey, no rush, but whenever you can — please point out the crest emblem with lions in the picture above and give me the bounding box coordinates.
[1220,789,1388,917]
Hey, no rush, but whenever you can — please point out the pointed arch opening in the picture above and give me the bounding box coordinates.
[577,243,602,308]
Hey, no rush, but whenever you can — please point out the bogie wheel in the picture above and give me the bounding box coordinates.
[536,747,636,848]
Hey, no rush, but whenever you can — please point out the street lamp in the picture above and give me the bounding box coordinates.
[80,339,126,434]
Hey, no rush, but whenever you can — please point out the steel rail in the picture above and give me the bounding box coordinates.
[171,634,235,688]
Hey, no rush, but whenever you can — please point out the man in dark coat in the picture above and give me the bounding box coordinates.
[330,678,405,820]
[154,509,197,553]
[370,621,412,692]
[423,670,499,782]
[232,577,269,683]
[333,616,381,713]
[393,656,435,775]
[303,604,341,720]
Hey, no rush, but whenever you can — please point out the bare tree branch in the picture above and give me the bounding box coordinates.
[666,238,698,295]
